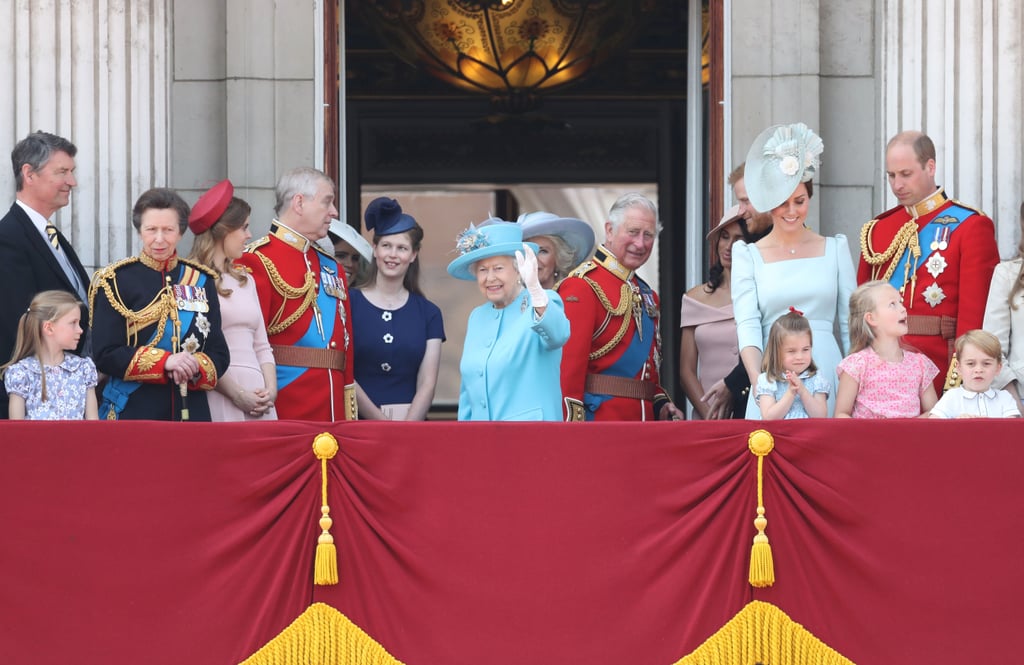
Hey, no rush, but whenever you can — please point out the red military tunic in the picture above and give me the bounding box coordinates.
[237,221,356,421]
[558,246,671,421]
[858,188,999,392]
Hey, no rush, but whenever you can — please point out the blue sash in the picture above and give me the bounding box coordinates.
[583,281,656,420]
[101,266,206,419]
[888,205,973,291]
[276,257,341,390]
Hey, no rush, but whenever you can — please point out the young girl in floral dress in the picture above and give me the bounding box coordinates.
[835,281,938,418]
[2,290,98,419]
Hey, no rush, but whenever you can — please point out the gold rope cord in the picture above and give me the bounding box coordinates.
[240,603,405,665]
[859,220,921,282]
[91,269,175,347]
[256,252,318,336]
[673,601,854,665]
[584,278,635,360]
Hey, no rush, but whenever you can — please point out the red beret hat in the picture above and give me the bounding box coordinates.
[189,179,234,235]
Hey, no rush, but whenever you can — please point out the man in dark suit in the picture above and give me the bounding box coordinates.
[0,131,91,418]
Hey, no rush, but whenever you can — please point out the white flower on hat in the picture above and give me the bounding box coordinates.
[455,225,489,256]
[763,122,823,183]
[780,155,800,176]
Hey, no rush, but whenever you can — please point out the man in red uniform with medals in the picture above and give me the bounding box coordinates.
[859,131,999,392]
[237,167,356,421]
[558,193,683,421]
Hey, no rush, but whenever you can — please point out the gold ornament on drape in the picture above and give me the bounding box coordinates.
[747,429,775,587]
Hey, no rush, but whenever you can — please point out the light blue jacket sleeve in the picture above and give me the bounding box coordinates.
[530,290,569,350]
[731,241,763,352]
[834,234,856,355]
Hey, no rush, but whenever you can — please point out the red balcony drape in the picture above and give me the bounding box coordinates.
[0,419,1020,664]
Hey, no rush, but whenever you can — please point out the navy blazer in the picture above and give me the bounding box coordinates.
[0,202,91,418]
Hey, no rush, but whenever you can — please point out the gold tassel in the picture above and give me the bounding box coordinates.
[312,432,339,586]
[747,429,775,588]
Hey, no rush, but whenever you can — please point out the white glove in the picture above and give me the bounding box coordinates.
[515,244,548,309]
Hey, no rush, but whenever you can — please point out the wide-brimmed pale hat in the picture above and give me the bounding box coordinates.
[189,179,233,235]
[516,211,596,263]
[364,196,417,236]
[327,219,373,262]
[706,204,743,239]
[744,122,823,212]
[447,219,539,281]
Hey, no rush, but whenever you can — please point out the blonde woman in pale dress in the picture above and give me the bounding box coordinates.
[188,180,277,421]
[679,205,744,418]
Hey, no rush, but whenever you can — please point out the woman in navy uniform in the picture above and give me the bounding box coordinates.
[89,188,229,420]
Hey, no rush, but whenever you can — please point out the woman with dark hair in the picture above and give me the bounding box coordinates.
[982,201,1024,413]
[351,197,444,420]
[89,187,229,420]
[187,180,277,421]
[732,123,856,418]
[679,205,744,418]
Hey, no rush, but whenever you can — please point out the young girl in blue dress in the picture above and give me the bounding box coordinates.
[1,290,98,419]
[755,308,830,419]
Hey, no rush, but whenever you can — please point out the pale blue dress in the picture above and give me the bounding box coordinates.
[731,234,856,418]
[755,371,832,419]
[458,289,569,421]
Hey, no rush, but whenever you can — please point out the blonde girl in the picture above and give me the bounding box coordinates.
[755,308,831,419]
[1,290,98,419]
[835,281,938,418]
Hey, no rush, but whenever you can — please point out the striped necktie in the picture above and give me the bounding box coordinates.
[45,223,60,250]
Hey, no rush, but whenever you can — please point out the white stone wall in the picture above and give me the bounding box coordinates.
[731,0,1024,259]
[880,0,1024,258]
[729,0,878,253]
[0,0,170,273]
[171,0,319,247]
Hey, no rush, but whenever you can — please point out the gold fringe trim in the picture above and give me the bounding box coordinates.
[313,433,339,586]
[747,430,775,588]
[673,601,854,665]
[240,603,405,665]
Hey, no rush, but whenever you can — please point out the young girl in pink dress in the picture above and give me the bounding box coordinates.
[835,280,939,418]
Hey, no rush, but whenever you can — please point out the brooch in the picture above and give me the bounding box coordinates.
[925,253,947,279]
[922,283,946,308]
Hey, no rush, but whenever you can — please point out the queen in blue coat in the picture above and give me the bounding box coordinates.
[448,220,570,421]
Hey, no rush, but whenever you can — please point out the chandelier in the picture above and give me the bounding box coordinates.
[362,0,644,112]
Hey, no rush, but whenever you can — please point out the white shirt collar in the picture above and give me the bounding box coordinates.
[15,199,50,235]
[961,387,997,400]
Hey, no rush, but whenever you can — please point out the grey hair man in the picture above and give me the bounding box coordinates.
[557,192,683,422]
[236,167,356,421]
[0,131,92,418]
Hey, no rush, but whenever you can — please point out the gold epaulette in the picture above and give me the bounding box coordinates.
[88,256,142,326]
[950,199,987,218]
[89,256,176,344]
[244,236,271,253]
[178,256,219,279]
[565,260,597,279]
[312,242,333,259]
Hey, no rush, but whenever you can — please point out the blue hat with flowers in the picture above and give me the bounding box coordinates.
[364,196,417,236]
[447,219,539,281]
[744,123,824,212]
